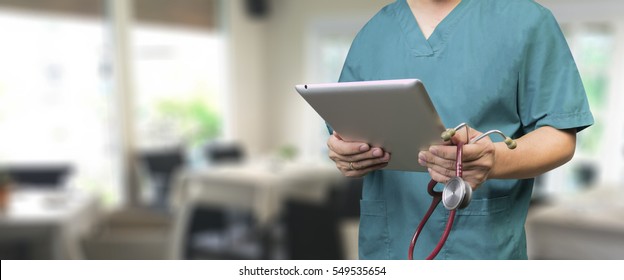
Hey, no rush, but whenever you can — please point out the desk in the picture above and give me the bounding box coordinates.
[526,186,624,259]
[0,189,100,259]
[168,159,345,259]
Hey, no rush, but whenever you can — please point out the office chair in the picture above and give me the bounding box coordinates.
[283,197,343,260]
[138,148,185,210]
[331,178,363,219]
[2,164,72,188]
[183,141,262,259]
[283,178,362,260]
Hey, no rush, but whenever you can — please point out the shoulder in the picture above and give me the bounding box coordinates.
[484,0,558,26]
[473,0,564,45]
[344,1,403,62]
[351,1,401,44]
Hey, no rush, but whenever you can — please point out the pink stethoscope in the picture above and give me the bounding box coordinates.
[408,123,517,260]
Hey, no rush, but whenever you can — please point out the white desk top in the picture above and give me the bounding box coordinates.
[0,188,100,259]
[528,186,624,233]
[0,188,98,226]
[172,159,344,217]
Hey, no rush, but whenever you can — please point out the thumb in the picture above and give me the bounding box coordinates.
[451,126,482,145]
[333,131,344,140]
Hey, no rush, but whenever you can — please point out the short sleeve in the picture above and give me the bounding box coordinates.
[518,9,594,133]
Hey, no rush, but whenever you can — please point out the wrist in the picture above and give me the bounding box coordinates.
[488,142,510,179]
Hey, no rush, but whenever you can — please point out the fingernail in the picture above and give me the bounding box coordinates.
[418,153,426,165]
[380,152,390,162]
[359,144,370,152]
[372,148,382,157]
[429,146,438,155]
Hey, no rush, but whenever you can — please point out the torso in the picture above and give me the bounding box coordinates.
[340,0,592,260]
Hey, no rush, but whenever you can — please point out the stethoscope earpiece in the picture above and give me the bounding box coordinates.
[504,137,517,149]
[441,128,456,142]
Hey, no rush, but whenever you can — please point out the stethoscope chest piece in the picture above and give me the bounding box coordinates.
[442,177,472,210]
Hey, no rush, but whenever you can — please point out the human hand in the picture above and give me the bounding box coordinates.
[327,132,390,177]
[417,127,495,189]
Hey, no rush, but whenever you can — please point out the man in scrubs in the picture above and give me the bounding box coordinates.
[327,0,594,259]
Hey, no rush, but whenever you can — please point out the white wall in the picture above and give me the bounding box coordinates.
[225,0,391,158]
[538,0,624,22]
[266,0,393,160]
[224,0,270,156]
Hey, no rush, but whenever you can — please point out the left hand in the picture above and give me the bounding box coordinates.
[418,127,496,190]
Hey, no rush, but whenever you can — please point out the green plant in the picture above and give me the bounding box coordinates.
[156,96,222,147]
[278,145,298,161]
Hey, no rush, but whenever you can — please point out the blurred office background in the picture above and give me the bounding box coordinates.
[0,0,622,260]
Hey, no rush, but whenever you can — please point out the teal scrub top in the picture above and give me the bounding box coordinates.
[338,0,594,259]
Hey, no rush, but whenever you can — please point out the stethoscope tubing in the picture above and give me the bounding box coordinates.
[408,180,457,260]
[408,143,463,260]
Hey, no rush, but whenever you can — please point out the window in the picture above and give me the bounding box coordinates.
[0,0,225,208]
[133,26,226,152]
[0,10,122,205]
[572,24,615,157]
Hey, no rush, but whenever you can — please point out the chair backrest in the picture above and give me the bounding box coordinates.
[284,199,343,260]
[2,164,72,188]
[204,142,245,165]
[331,178,363,219]
[138,148,186,209]
[140,149,185,176]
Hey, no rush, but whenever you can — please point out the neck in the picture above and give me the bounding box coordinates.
[407,0,462,40]
[410,0,461,8]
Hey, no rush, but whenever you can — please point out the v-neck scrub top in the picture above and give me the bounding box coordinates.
[338,0,594,259]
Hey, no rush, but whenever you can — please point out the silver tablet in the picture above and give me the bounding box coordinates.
[296,79,445,172]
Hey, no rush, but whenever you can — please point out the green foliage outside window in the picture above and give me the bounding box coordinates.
[575,28,613,155]
[156,95,222,147]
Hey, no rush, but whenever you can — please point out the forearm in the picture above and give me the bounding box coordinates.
[490,126,576,179]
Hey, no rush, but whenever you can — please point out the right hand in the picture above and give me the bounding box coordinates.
[327,132,390,177]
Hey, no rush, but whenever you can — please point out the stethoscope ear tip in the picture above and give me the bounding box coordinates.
[441,129,455,142]
[504,137,517,149]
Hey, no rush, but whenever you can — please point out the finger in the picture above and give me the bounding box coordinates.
[425,160,457,178]
[428,167,451,184]
[418,151,456,170]
[328,132,370,156]
[451,126,482,145]
[348,152,391,170]
[333,131,343,140]
[460,142,494,162]
[428,145,457,161]
[330,147,386,164]
[344,162,389,178]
